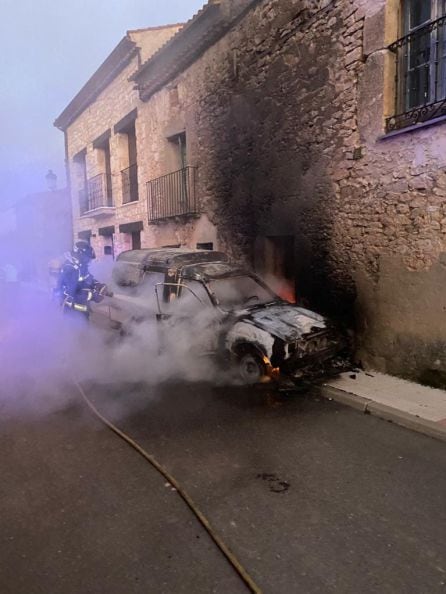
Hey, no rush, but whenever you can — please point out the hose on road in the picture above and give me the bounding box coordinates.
[72,378,263,594]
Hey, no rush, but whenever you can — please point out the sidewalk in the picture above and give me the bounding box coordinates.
[321,371,446,442]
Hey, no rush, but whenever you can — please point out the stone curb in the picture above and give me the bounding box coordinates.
[320,384,446,443]
[320,385,371,412]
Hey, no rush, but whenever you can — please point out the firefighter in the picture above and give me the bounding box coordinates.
[56,240,109,316]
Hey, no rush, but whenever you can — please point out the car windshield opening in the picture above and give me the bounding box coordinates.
[208,275,276,311]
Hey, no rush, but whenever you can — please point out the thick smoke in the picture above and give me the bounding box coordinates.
[0,250,295,420]
[0,231,224,421]
[0,266,226,420]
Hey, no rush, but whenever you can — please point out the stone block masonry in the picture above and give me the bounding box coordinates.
[134,0,446,383]
[58,0,446,384]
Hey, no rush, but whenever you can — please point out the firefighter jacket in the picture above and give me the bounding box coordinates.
[57,254,106,312]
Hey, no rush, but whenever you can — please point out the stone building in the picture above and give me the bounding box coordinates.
[56,0,446,384]
[54,23,184,256]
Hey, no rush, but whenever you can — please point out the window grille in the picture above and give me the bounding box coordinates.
[386,0,446,131]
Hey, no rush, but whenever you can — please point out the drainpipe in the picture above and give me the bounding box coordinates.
[64,129,75,245]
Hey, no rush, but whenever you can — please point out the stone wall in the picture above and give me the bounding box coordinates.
[63,0,446,382]
[138,0,446,383]
[129,25,183,64]
[65,24,218,259]
[66,54,144,255]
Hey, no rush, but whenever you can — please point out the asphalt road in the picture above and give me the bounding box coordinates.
[1,381,445,594]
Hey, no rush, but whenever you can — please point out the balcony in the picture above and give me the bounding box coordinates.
[147,166,198,222]
[80,173,114,217]
[121,163,139,204]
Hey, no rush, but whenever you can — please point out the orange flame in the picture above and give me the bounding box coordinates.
[277,285,296,304]
[263,274,296,303]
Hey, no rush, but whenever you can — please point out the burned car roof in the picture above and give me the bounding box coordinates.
[117,248,228,270]
[181,262,247,281]
[113,249,255,287]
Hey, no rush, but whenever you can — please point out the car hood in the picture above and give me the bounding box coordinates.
[240,303,327,342]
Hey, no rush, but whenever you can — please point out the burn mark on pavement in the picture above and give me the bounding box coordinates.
[256,472,290,493]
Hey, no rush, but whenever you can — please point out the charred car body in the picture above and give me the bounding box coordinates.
[90,248,348,384]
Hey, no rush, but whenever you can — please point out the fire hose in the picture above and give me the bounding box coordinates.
[72,377,263,594]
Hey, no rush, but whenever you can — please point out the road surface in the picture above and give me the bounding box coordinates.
[0,380,445,594]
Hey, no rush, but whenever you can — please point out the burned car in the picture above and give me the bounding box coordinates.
[89,248,347,384]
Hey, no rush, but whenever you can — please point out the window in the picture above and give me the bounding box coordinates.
[208,276,275,311]
[167,131,187,170]
[131,231,141,250]
[121,122,139,204]
[118,221,143,250]
[387,0,446,131]
[89,131,113,208]
[182,280,211,303]
[73,150,88,214]
[114,110,139,204]
[196,242,213,251]
[178,280,212,312]
[78,230,91,242]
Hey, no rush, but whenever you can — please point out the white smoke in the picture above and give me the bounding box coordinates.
[0,278,226,420]
[0,252,295,421]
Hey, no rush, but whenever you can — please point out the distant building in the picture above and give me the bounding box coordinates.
[55,0,446,384]
[0,179,72,286]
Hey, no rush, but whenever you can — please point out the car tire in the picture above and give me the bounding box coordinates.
[237,351,267,384]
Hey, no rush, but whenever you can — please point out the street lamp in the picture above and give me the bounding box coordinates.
[45,169,57,191]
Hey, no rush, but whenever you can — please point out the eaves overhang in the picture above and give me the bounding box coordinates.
[132,1,260,102]
[54,36,137,131]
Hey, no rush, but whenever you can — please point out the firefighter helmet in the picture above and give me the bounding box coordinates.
[73,240,96,262]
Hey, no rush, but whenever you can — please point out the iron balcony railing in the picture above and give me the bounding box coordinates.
[386,15,446,132]
[147,166,198,221]
[121,163,139,204]
[80,173,113,213]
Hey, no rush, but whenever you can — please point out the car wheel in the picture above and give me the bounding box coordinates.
[237,351,267,384]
